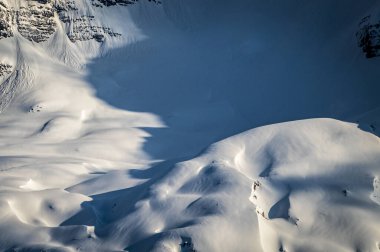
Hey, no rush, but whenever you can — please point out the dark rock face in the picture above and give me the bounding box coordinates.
[357,16,380,58]
[0,3,13,39]
[65,15,121,43]
[90,0,161,7]
[54,0,78,16]
[0,63,12,77]
[53,0,127,43]
[0,0,57,42]
[35,0,51,4]
[0,0,161,43]
[92,0,137,7]
[56,0,161,43]
[17,1,57,43]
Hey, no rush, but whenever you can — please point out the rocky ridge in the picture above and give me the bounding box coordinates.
[0,63,11,77]
[91,0,161,7]
[67,15,121,43]
[2,0,377,61]
[357,15,380,58]
[0,0,161,43]
[17,1,56,42]
[0,1,12,39]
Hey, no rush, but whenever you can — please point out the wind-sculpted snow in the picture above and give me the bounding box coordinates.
[1,117,380,251]
[0,0,380,251]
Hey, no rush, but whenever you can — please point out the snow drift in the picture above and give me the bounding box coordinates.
[0,0,379,251]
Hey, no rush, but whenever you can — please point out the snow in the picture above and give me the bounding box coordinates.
[0,0,379,251]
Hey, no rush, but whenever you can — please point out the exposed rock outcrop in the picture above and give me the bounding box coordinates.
[0,2,13,39]
[65,15,121,43]
[357,16,380,58]
[17,1,56,43]
[0,63,12,77]
[90,0,161,7]
[91,0,137,7]
[0,0,161,44]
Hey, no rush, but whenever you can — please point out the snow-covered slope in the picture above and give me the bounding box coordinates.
[120,119,380,252]
[0,0,380,251]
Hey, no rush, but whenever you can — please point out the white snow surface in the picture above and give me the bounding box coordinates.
[0,0,380,251]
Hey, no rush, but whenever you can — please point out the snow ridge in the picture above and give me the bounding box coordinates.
[0,0,379,251]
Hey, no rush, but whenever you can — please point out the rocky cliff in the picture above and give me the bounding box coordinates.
[357,15,380,58]
[0,0,160,43]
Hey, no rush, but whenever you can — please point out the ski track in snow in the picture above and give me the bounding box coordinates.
[0,0,380,251]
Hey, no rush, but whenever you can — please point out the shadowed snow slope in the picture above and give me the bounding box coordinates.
[0,0,380,251]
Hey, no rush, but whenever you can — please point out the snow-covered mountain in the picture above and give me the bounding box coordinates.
[0,0,380,251]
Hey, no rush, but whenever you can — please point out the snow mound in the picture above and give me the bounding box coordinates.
[1,118,380,251]
[0,0,380,251]
[117,118,380,252]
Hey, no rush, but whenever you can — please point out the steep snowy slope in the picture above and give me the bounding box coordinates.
[0,0,379,251]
